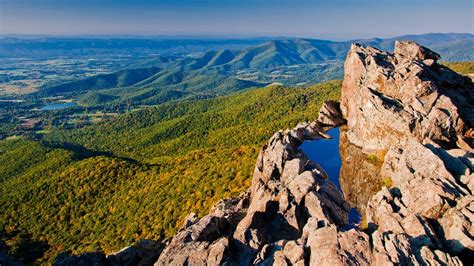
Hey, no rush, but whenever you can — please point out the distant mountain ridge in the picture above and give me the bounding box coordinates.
[40,67,160,95]
[0,37,268,58]
[36,33,474,107]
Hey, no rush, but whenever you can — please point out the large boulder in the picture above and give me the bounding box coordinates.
[341,41,474,264]
[340,41,473,152]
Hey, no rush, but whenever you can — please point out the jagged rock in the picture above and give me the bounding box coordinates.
[306,225,373,266]
[206,193,251,231]
[340,41,473,152]
[369,228,464,265]
[254,239,306,265]
[307,225,340,265]
[181,212,199,230]
[154,240,210,265]
[155,196,245,265]
[336,229,373,264]
[317,100,346,127]
[233,125,349,251]
[287,171,318,202]
[419,247,463,266]
[154,192,253,265]
[206,237,229,265]
[337,41,472,264]
[442,148,474,193]
[279,240,305,265]
[190,216,230,242]
[438,195,474,255]
[154,100,350,265]
[343,42,473,264]
[375,138,467,219]
[394,40,441,62]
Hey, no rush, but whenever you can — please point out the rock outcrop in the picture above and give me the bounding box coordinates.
[155,41,473,265]
[340,41,473,152]
[155,118,350,265]
[53,41,473,265]
[340,41,473,264]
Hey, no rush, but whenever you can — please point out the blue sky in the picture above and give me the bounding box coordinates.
[0,0,472,39]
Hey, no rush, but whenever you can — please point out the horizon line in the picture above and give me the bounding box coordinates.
[1,32,473,42]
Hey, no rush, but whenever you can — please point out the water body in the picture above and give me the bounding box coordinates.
[300,127,362,225]
[40,102,77,111]
[300,128,341,187]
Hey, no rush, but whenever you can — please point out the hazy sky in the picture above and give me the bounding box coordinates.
[1,0,473,39]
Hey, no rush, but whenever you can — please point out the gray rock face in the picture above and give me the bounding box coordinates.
[317,100,346,127]
[340,41,473,152]
[340,41,473,264]
[394,40,441,62]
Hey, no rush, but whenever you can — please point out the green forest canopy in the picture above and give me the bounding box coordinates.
[0,81,341,263]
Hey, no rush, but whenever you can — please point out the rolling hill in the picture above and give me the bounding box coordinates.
[35,33,473,108]
[1,81,341,263]
[39,67,161,96]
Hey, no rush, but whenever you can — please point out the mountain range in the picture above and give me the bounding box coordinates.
[33,33,474,108]
[36,33,474,106]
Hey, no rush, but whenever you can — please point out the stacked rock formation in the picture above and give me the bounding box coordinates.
[337,41,473,264]
[341,41,473,152]
[53,41,473,265]
[156,109,350,265]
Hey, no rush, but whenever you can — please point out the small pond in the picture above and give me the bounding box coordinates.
[40,102,77,111]
[300,127,364,226]
[300,127,341,188]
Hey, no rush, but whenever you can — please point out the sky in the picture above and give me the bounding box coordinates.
[0,0,473,40]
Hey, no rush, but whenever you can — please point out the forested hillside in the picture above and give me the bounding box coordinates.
[34,33,473,108]
[442,61,474,75]
[38,67,160,96]
[0,81,341,264]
